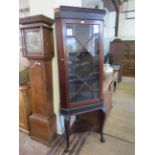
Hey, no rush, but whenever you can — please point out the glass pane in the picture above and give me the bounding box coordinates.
[19,29,22,51]
[66,24,100,103]
[25,31,42,53]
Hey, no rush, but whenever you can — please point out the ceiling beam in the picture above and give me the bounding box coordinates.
[111,0,121,37]
[112,0,120,12]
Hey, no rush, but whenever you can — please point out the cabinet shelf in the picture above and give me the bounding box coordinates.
[71,117,99,134]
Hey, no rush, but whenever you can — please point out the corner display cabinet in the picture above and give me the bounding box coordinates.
[55,6,106,152]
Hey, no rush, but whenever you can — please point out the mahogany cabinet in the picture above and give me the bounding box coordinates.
[55,6,106,152]
[109,39,135,78]
[122,40,135,77]
[109,38,124,81]
[19,83,32,133]
[20,15,56,145]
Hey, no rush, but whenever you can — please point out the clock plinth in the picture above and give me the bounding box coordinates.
[29,114,56,145]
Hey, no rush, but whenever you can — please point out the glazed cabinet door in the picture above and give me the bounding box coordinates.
[62,20,104,107]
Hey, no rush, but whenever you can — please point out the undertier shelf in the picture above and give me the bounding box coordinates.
[70,116,100,134]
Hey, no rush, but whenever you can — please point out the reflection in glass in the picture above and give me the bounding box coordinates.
[25,31,42,53]
[19,29,22,51]
[66,24,100,103]
[67,28,73,36]
[93,25,99,34]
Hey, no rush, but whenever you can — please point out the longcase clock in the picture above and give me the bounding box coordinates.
[19,15,56,145]
[55,6,106,152]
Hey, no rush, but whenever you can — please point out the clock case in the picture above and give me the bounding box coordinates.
[19,15,56,145]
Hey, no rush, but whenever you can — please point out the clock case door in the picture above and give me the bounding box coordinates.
[56,18,104,109]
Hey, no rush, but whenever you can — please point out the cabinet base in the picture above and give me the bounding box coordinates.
[62,108,106,153]
[29,113,56,145]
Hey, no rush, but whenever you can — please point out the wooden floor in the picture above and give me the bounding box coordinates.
[19,77,135,155]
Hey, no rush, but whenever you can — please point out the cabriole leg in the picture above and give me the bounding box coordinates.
[99,109,105,143]
[64,115,70,152]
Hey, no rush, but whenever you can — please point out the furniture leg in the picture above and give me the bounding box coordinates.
[64,115,70,152]
[99,109,105,143]
[114,81,117,92]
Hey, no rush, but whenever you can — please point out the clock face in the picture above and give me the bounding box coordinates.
[25,30,42,53]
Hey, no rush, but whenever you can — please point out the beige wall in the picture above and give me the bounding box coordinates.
[29,0,81,18]
[28,0,82,134]
[118,0,135,39]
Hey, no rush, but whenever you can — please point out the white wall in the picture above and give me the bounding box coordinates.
[29,0,60,19]
[82,0,103,9]
[118,0,135,40]
[104,11,116,38]
[28,0,82,134]
[60,0,81,7]
[103,10,116,55]
[29,0,81,18]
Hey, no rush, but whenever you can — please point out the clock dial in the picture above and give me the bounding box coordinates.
[25,31,42,53]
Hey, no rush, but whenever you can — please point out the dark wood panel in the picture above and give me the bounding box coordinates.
[110,39,135,77]
[19,14,54,25]
[29,61,46,115]
[122,40,135,77]
[54,5,106,20]
[55,18,69,108]
[19,83,32,133]
[30,113,56,145]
